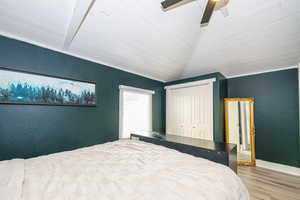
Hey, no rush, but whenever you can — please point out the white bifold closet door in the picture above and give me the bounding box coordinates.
[166,83,213,140]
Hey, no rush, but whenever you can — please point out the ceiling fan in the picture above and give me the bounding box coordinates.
[161,0,229,25]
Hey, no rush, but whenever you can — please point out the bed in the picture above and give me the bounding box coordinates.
[0,139,249,200]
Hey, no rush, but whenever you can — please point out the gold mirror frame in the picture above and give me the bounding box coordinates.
[224,98,256,166]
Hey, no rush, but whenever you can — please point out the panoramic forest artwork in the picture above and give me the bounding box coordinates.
[0,68,96,106]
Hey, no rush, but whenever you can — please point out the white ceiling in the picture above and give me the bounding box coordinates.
[0,0,299,81]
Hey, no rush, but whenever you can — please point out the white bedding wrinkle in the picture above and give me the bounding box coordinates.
[0,159,24,200]
[0,140,249,200]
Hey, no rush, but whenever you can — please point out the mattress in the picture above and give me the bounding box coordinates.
[0,139,249,200]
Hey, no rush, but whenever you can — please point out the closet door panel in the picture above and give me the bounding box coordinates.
[175,95,185,136]
[166,83,213,140]
[183,95,192,137]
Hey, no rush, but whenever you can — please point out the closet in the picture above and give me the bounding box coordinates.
[165,79,215,140]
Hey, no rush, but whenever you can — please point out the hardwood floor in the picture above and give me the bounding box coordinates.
[238,166,300,200]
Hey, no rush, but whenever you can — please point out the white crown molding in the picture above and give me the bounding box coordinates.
[256,159,300,176]
[0,31,166,83]
[164,78,216,90]
[119,85,155,94]
[226,65,298,79]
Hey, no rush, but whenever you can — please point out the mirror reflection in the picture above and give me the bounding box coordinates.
[225,98,255,165]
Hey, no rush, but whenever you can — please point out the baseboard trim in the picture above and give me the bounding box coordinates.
[256,159,300,176]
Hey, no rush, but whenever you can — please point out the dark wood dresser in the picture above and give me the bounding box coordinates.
[131,132,237,173]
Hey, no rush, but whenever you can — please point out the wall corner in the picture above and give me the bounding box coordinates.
[298,62,300,167]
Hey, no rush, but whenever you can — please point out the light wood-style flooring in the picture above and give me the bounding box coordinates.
[238,166,300,200]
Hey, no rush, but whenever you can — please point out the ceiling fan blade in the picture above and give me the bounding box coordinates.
[161,0,184,9]
[220,7,229,17]
[201,0,217,25]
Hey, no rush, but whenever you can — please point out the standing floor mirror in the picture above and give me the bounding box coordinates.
[224,98,256,166]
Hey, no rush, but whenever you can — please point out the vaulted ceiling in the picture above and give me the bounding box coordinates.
[0,0,299,81]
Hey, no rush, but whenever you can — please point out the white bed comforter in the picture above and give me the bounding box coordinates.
[0,140,249,200]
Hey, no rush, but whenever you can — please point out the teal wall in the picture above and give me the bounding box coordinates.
[0,35,165,161]
[227,69,300,167]
[165,72,227,142]
[1,35,299,168]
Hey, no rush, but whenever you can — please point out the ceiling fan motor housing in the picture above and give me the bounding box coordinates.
[214,0,229,11]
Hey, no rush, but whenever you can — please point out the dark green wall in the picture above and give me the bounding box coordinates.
[165,72,227,142]
[0,35,165,161]
[2,35,299,168]
[227,69,300,167]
